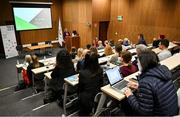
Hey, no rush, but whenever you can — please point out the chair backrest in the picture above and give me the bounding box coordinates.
[16,45,23,51]
[45,41,51,44]
[92,92,102,114]
[31,43,38,46]
[177,88,180,114]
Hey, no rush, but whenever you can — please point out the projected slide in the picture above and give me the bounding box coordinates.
[13,7,52,31]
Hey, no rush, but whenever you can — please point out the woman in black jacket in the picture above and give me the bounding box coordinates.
[78,51,103,116]
[44,48,76,104]
[124,50,178,116]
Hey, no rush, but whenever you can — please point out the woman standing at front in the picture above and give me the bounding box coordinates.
[124,50,178,116]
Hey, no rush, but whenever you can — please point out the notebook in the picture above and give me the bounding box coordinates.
[105,66,128,92]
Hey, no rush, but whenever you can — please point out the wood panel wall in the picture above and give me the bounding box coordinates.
[92,0,111,40]
[62,0,92,48]
[0,0,61,45]
[108,0,180,44]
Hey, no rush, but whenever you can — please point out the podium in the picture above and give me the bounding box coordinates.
[64,36,80,52]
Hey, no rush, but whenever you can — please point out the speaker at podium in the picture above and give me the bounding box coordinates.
[64,36,80,52]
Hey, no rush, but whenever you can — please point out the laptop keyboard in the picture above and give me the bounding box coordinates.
[114,80,128,90]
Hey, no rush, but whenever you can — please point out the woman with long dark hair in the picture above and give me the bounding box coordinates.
[137,34,147,46]
[44,48,76,104]
[78,52,103,116]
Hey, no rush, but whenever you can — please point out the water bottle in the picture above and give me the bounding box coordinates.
[44,56,46,62]
[17,60,19,65]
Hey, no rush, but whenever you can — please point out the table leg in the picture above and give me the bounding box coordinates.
[44,76,47,93]
[63,83,68,115]
[17,67,22,82]
[94,92,107,116]
[32,73,37,94]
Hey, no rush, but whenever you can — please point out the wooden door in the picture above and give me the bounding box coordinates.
[99,21,109,44]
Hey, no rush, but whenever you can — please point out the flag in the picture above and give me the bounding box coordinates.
[58,17,64,46]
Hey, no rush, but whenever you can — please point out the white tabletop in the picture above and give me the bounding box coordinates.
[32,65,55,75]
[160,53,180,70]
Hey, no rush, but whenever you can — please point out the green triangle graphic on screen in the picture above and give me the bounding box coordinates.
[15,16,38,31]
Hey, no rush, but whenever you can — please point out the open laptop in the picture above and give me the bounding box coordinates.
[106,66,128,92]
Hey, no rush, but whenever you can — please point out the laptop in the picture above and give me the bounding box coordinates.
[105,66,128,93]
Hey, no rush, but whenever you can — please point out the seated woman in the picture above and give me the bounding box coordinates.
[90,46,100,58]
[44,48,76,104]
[27,55,44,86]
[70,46,77,59]
[22,55,32,86]
[24,55,32,66]
[104,40,113,56]
[74,48,83,62]
[120,51,138,77]
[76,49,89,72]
[123,38,131,46]
[97,40,104,50]
[137,34,147,46]
[124,50,178,116]
[109,43,122,65]
[78,51,103,116]
[92,37,99,47]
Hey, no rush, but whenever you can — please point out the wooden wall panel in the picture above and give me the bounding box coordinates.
[92,0,111,21]
[92,0,111,40]
[62,0,92,48]
[108,0,180,44]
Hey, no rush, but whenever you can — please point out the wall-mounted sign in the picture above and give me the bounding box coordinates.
[117,16,123,22]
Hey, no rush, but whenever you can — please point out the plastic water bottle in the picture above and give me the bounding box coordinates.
[17,60,19,65]
[44,56,46,62]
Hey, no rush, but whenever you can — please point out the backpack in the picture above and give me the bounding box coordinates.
[22,68,31,86]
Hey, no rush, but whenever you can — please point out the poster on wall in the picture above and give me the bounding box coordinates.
[0,25,18,59]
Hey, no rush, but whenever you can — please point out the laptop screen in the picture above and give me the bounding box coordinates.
[106,66,123,85]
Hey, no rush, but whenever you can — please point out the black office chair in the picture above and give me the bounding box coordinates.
[16,45,24,58]
[45,41,52,56]
[31,43,40,55]
[45,41,51,45]
[31,43,38,46]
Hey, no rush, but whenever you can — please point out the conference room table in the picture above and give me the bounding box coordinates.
[94,53,180,116]
[27,44,53,51]
[30,53,116,94]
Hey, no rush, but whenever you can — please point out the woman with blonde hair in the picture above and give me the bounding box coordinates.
[75,48,84,61]
[27,55,44,86]
[76,49,89,72]
[24,55,32,65]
